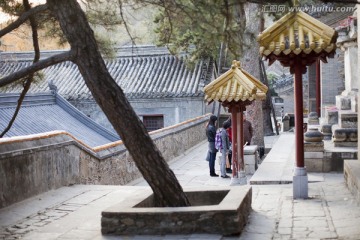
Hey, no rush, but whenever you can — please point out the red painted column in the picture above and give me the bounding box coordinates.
[238,110,244,170]
[231,107,238,177]
[294,62,305,168]
[316,59,321,117]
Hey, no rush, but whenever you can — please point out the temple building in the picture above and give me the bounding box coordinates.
[0,45,215,133]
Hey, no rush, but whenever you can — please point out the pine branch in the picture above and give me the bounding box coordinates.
[0,4,48,38]
[0,0,43,138]
[0,51,75,88]
[118,0,137,45]
[0,78,32,138]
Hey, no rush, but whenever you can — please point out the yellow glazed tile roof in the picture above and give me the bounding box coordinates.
[204,61,268,103]
[257,11,338,57]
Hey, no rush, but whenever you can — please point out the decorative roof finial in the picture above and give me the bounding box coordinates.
[231,60,241,69]
[48,79,58,93]
[293,0,299,7]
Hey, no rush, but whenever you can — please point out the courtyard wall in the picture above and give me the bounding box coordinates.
[0,114,209,208]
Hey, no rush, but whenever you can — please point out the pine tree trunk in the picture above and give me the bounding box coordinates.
[241,3,265,147]
[46,0,190,207]
[259,11,274,137]
[262,91,275,136]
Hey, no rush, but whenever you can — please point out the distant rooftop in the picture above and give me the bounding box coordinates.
[0,45,215,100]
[0,92,120,147]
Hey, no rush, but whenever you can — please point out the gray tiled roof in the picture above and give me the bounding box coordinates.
[318,10,354,27]
[0,45,214,100]
[0,92,120,147]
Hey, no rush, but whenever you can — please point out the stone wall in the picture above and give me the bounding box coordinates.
[70,97,208,131]
[344,161,360,204]
[321,55,345,116]
[101,186,252,236]
[0,114,209,208]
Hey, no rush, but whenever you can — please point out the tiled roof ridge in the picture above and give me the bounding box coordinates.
[1,46,214,100]
[54,93,119,141]
[0,92,56,108]
[0,92,120,146]
[0,45,183,61]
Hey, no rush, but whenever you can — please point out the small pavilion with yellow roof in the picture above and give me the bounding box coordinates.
[258,10,337,74]
[258,8,338,198]
[204,60,268,185]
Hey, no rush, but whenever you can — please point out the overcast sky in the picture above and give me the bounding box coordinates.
[0,0,45,23]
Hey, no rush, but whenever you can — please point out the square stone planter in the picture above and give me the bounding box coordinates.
[101,186,252,236]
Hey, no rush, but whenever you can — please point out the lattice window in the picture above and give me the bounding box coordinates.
[143,115,164,131]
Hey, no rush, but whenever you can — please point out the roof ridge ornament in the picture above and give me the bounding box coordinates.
[293,0,299,8]
[231,60,241,69]
[204,59,267,104]
[48,79,58,93]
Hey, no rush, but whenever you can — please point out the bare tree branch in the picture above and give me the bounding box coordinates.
[0,4,48,38]
[118,0,137,45]
[0,0,43,138]
[321,0,359,3]
[0,76,32,138]
[0,51,75,88]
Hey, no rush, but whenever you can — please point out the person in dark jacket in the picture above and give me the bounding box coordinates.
[206,115,218,177]
[219,120,231,178]
[243,115,253,145]
[225,118,232,173]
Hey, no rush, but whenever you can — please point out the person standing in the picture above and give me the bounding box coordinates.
[243,115,253,145]
[225,118,232,173]
[206,115,218,177]
[219,121,231,178]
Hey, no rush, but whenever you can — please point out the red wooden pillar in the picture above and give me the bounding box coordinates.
[231,107,238,178]
[294,61,305,168]
[230,104,247,177]
[238,110,244,171]
[316,58,321,117]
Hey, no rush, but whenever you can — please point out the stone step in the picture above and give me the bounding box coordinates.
[331,124,357,147]
[336,95,351,110]
[338,110,358,128]
[324,106,338,125]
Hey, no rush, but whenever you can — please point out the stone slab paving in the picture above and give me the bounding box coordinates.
[240,173,360,240]
[250,133,324,184]
[1,135,360,239]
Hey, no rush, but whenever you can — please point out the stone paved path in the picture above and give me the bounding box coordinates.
[1,134,360,239]
[240,174,360,240]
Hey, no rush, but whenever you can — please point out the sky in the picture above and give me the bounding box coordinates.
[0,12,10,23]
[0,0,46,23]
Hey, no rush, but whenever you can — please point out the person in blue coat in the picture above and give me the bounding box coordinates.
[206,115,218,177]
[219,120,231,178]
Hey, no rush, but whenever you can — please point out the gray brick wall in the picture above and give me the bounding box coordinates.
[321,52,345,116]
[0,115,209,208]
[70,97,210,132]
